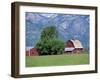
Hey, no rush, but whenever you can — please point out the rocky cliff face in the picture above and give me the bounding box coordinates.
[26,12,89,49]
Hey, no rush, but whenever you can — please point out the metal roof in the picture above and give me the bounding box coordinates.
[26,47,33,51]
[70,39,83,48]
[65,47,75,51]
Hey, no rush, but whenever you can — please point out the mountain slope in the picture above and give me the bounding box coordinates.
[26,12,90,48]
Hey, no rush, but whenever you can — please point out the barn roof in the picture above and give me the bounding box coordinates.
[26,47,33,51]
[70,39,83,48]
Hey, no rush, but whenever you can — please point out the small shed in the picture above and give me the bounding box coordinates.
[65,39,83,53]
[26,47,38,56]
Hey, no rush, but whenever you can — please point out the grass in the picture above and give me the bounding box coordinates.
[26,52,89,67]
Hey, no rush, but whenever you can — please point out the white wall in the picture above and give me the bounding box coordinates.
[0,0,100,80]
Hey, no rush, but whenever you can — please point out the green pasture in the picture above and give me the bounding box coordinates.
[26,52,89,67]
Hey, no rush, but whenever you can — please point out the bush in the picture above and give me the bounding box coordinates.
[36,39,64,55]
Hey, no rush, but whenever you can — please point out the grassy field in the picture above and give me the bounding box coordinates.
[26,53,89,67]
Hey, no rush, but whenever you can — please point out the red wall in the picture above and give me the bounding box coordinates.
[26,48,38,56]
[30,48,38,56]
[66,41,74,47]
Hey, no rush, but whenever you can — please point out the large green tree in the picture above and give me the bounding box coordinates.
[40,26,58,40]
[35,26,64,55]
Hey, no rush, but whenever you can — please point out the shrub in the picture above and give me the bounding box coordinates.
[36,39,64,55]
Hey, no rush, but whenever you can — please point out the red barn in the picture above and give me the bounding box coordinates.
[26,47,38,56]
[65,39,83,53]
